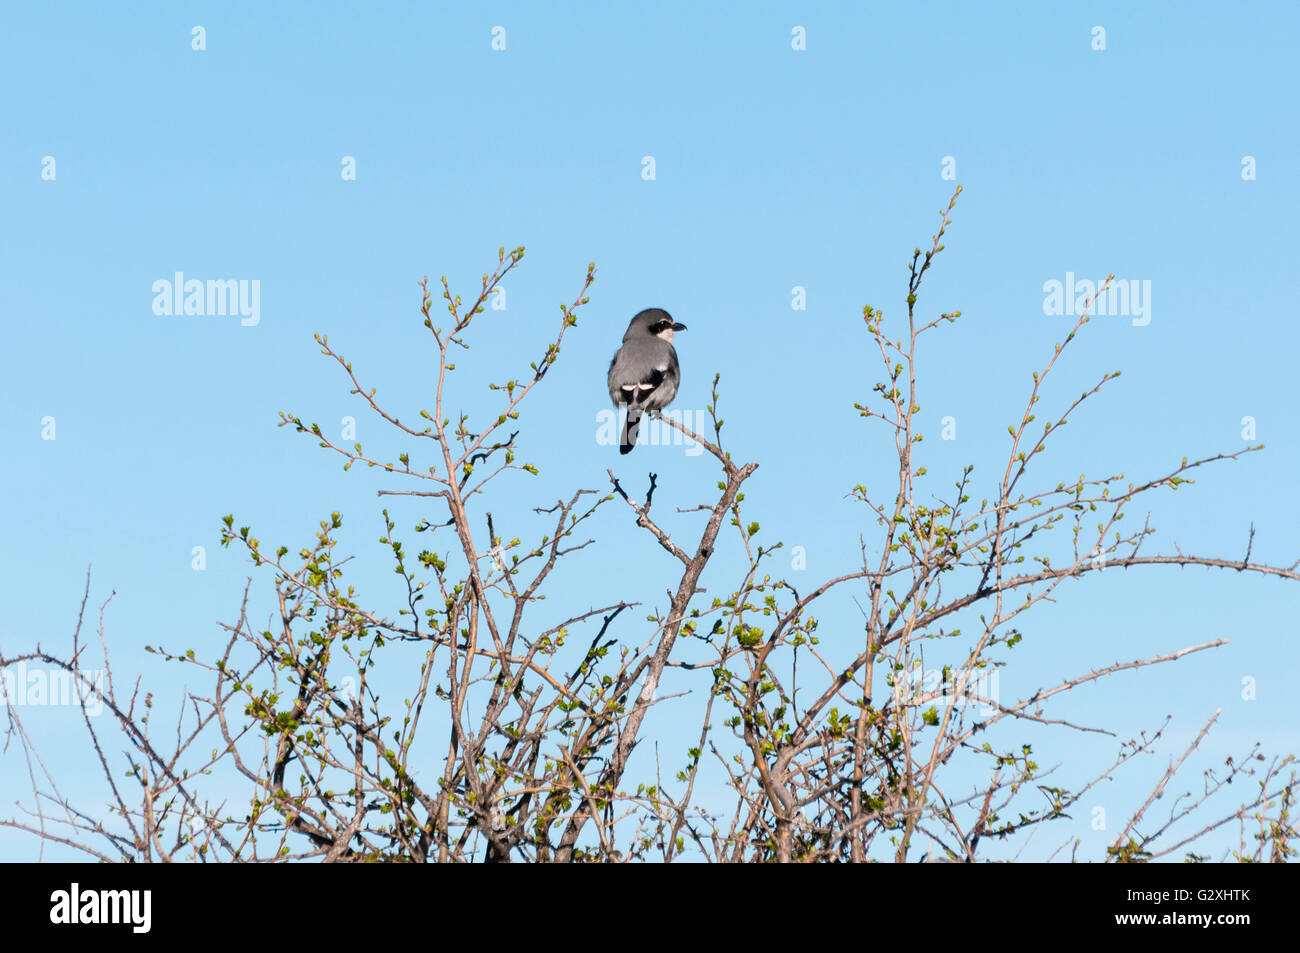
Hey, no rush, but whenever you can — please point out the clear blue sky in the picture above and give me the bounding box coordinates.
[2,2,1297,861]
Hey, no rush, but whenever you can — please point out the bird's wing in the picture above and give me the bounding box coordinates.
[619,365,666,406]
[641,344,680,409]
[609,340,676,407]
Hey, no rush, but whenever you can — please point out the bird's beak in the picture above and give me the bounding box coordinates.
[672,322,687,331]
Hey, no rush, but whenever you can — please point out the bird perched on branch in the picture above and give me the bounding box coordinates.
[606,308,687,454]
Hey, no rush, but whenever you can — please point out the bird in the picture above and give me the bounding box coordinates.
[607,308,687,454]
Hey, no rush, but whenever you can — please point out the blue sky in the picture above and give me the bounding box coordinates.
[2,2,1297,861]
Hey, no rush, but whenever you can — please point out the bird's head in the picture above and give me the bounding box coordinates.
[625,308,687,344]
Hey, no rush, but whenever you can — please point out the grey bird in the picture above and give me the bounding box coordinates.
[607,308,687,454]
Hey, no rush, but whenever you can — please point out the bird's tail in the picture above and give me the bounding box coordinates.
[620,407,643,454]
